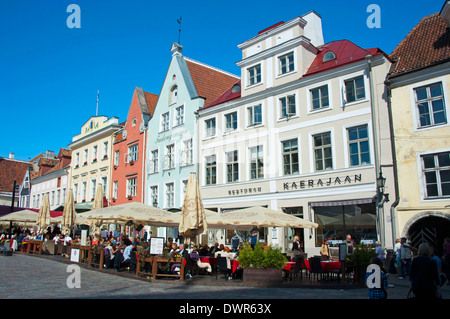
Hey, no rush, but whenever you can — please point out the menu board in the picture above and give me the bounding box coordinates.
[150,237,165,255]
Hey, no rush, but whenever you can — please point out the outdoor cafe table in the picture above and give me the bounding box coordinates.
[27,239,43,255]
[70,243,91,264]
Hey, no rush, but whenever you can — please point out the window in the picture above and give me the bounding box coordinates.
[150,186,158,207]
[205,155,217,185]
[150,149,159,173]
[102,177,107,197]
[83,149,88,165]
[165,183,174,208]
[205,118,216,137]
[113,181,118,199]
[128,144,138,163]
[92,145,98,162]
[311,85,329,110]
[248,104,262,126]
[282,139,299,175]
[175,105,184,126]
[102,141,109,159]
[322,51,336,62]
[75,152,80,167]
[414,82,447,128]
[226,151,239,183]
[181,180,188,202]
[183,139,193,166]
[348,125,370,166]
[132,118,137,127]
[280,95,296,118]
[127,177,137,197]
[161,112,170,131]
[114,150,119,166]
[91,179,96,200]
[170,86,178,105]
[279,52,294,75]
[422,152,450,198]
[81,181,87,201]
[314,132,333,171]
[250,146,264,180]
[247,64,261,86]
[56,189,60,205]
[74,183,78,202]
[165,144,175,169]
[345,76,365,103]
[225,112,238,133]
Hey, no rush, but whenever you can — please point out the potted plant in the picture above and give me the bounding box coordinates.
[239,242,286,285]
[348,244,377,286]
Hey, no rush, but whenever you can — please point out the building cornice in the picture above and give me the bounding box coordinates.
[68,124,122,150]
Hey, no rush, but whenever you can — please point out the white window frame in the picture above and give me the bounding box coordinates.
[114,150,120,167]
[246,63,262,87]
[175,105,185,126]
[165,182,175,208]
[92,145,98,162]
[410,78,449,131]
[182,138,193,166]
[150,185,158,207]
[102,141,109,159]
[278,51,295,76]
[164,144,175,170]
[90,178,96,200]
[340,71,369,107]
[418,149,450,200]
[278,93,297,120]
[223,111,238,134]
[161,112,170,132]
[113,181,118,199]
[342,120,374,169]
[205,154,217,186]
[225,150,239,183]
[127,177,137,198]
[204,117,217,138]
[247,103,263,128]
[149,149,159,174]
[311,131,334,172]
[249,145,264,180]
[281,138,299,176]
[128,144,138,163]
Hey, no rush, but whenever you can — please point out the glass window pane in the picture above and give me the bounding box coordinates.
[358,126,368,139]
[348,128,358,141]
[426,184,439,197]
[430,83,443,98]
[423,155,435,169]
[425,171,437,184]
[350,154,359,166]
[415,87,428,101]
[438,153,450,167]
[360,141,369,153]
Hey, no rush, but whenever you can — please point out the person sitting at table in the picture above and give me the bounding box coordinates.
[178,244,188,259]
[199,244,210,256]
[320,239,331,261]
[218,246,236,280]
[123,242,136,268]
[169,243,179,256]
[209,242,220,256]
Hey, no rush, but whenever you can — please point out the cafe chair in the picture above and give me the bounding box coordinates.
[284,256,306,282]
[185,253,200,278]
[308,256,324,281]
[216,255,229,281]
[128,252,138,272]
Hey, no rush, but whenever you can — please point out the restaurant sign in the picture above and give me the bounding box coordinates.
[226,174,363,197]
[282,174,362,191]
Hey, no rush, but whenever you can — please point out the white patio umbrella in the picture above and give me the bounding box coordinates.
[61,189,76,236]
[84,202,180,227]
[206,206,319,231]
[36,193,51,235]
[179,173,207,247]
[89,184,105,237]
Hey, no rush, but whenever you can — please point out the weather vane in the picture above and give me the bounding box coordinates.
[177,16,182,44]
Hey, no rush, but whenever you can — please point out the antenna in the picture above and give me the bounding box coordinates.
[177,16,182,44]
[96,90,99,116]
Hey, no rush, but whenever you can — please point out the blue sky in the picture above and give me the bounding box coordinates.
[0,0,444,161]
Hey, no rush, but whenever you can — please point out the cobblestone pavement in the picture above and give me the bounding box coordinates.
[1,254,448,301]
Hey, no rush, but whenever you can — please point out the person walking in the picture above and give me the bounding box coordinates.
[399,237,416,279]
[410,243,441,299]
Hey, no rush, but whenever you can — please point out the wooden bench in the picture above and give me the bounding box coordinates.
[136,256,153,278]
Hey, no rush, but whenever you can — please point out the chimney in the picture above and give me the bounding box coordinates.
[9,153,14,159]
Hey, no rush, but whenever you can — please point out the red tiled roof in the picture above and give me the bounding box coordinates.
[144,91,158,117]
[389,13,450,77]
[185,58,240,107]
[303,40,387,77]
[201,80,241,110]
[0,158,32,193]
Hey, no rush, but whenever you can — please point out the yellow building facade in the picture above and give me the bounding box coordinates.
[68,116,122,209]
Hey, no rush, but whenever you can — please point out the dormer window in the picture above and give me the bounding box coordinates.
[231,83,241,93]
[322,51,336,63]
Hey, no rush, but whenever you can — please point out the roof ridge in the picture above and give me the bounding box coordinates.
[183,57,240,79]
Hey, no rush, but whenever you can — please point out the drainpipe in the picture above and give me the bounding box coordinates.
[384,79,400,248]
[365,55,383,244]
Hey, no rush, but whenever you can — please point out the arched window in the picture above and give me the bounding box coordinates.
[170,85,178,105]
[322,51,336,63]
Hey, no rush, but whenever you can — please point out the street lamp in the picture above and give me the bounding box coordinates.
[377,171,389,206]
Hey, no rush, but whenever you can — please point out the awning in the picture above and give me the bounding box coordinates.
[310,198,375,207]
